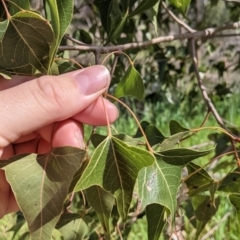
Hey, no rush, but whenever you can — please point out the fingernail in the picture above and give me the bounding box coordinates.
[73,66,110,95]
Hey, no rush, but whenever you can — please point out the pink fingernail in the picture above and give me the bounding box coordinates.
[73,65,110,95]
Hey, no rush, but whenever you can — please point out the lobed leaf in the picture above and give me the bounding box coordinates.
[74,136,155,221]
[0,11,54,74]
[138,156,182,219]
[3,147,86,240]
[138,148,212,219]
[115,65,145,101]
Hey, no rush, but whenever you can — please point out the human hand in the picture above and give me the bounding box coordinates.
[0,65,119,218]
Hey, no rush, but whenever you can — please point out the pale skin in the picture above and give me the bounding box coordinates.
[0,65,119,218]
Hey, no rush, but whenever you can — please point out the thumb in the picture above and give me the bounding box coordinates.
[0,65,110,147]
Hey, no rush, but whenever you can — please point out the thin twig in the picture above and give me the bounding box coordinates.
[190,39,226,129]
[94,51,100,64]
[64,34,89,45]
[161,1,195,33]
[59,21,240,53]
[206,33,240,38]
[230,138,240,167]
[110,53,120,78]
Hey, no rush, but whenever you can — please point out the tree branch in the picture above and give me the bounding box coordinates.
[161,1,195,33]
[59,21,240,53]
[190,39,226,129]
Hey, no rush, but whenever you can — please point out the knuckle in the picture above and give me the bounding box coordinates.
[35,76,66,113]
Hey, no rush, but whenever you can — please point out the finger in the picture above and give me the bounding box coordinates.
[0,76,33,91]
[0,144,14,159]
[13,132,39,144]
[37,120,84,154]
[13,138,40,155]
[37,138,51,154]
[0,66,110,148]
[38,98,118,143]
[0,169,19,217]
[0,170,11,218]
[0,170,19,218]
[5,191,19,215]
[73,97,119,126]
[51,120,84,148]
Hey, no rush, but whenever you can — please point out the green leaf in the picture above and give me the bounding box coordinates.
[185,162,215,196]
[159,131,189,151]
[9,0,31,15]
[129,0,159,17]
[3,147,86,240]
[74,136,155,221]
[145,125,166,146]
[54,59,78,74]
[91,133,142,148]
[74,29,92,44]
[135,121,165,146]
[159,148,213,166]
[106,8,129,44]
[17,231,30,240]
[138,157,181,219]
[94,0,113,33]
[56,213,88,240]
[191,195,220,238]
[86,186,115,240]
[138,148,211,218]
[168,0,192,14]
[115,65,145,101]
[55,213,82,229]
[0,11,54,74]
[46,0,73,71]
[0,20,8,41]
[51,229,63,239]
[229,193,240,226]
[218,169,240,193]
[169,120,189,135]
[146,204,166,240]
[151,1,160,35]
[134,121,152,138]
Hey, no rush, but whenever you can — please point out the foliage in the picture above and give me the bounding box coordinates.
[0,0,240,239]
